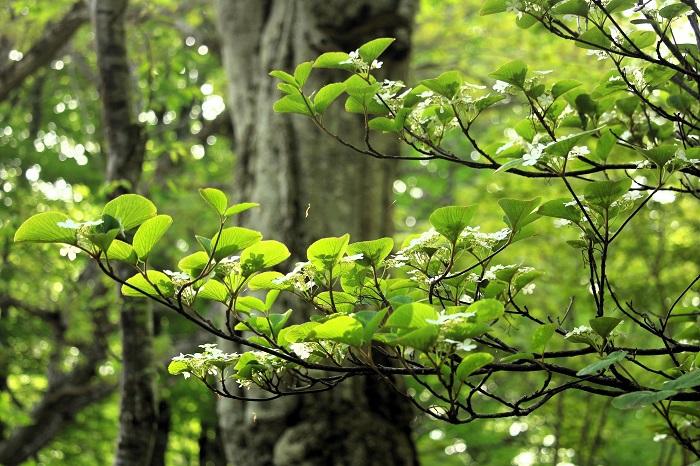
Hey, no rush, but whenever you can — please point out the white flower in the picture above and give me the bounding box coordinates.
[182,371,191,379]
[569,146,590,158]
[371,60,383,70]
[537,94,554,107]
[523,144,545,166]
[565,325,593,338]
[564,196,583,207]
[553,219,571,228]
[621,191,643,202]
[57,219,103,229]
[653,433,668,442]
[444,338,477,352]
[493,80,511,93]
[164,270,191,281]
[59,245,81,261]
[505,0,523,17]
[290,342,314,360]
[425,311,476,325]
[521,283,536,295]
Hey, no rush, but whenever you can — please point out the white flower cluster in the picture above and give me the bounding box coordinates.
[339,50,382,74]
[217,255,242,276]
[171,343,239,380]
[56,218,105,259]
[374,79,412,112]
[273,261,317,292]
[460,226,511,249]
[426,310,479,352]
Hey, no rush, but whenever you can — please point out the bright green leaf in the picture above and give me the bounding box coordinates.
[103,194,157,231]
[211,227,263,261]
[489,60,528,88]
[199,188,227,216]
[122,271,175,298]
[314,83,347,114]
[133,215,172,260]
[456,352,494,380]
[531,323,558,355]
[429,205,478,244]
[14,212,77,244]
[358,38,395,63]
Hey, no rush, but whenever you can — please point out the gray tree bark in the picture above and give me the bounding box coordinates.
[215,1,418,465]
[90,1,154,465]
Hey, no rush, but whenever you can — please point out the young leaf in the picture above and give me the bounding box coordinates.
[575,27,612,50]
[248,271,293,291]
[358,38,395,64]
[103,194,157,231]
[489,60,528,88]
[553,0,589,17]
[583,179,633,209]
[386,302,438,329]
[199,188,227,216]
[346,237,394,268]
[537,198,582,223]
[313,52,355,71]
[273,93,315,117]
[420,71,462,99]
[314,83,347,115]
[224,202,259,217]
[576,350,628,376]
[368,117,398,133]
[133,215,172,261]
[470,299,505,324]
[178,251,211,278]
[612,390,677,409]
[198,280,230,303]
[388,326,440,352]
[480,0,507,15]
[429,205,478,244]
[294,61,314,87]
[589,316,623,339]
[168,360,189,376]
[456,352,494,380]
[14,212,78,244]
[211,227,263,261]
[498,197,541,231]
[307,234,350,271]
[530,323,558,355]
[122,271,175,298]
[307,315,364,347]
[269,70,298,86]
[544,128,599,158]
[239,240,291,276]
[106,240,139,265]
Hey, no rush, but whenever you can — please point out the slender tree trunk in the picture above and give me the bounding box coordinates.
[215,1,418,465]
[90,1,154,465]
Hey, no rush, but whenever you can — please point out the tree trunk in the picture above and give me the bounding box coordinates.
[90,1,155,465]
[215,1,418,465]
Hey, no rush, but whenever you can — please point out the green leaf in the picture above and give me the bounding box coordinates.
[583,178,633,209]
[515,13,538,29]
[178,251,210,278]
[489,60,528,88]
[294,61,314,87]
[530,323,558,355]
[198,280,230,303]
[14,212,77,244]
[86,228,121,254]
[577,350,628,376]
[388,326,439,352]
[168,360,189,376]
[133,215,172,260]
[307,234,350,271]
[429,205,478,244]
[307,315,364,347]
[103,194,157,231]
[239,240,291,276]
[480,0,507,15]
[106,240,138,265]
[420,71,462,99]
[643,64,677,88]
[122,271,175,298]
[313,52,355,71]
[273,93,315,117]
[386,302,438,329]
[494,158,527,174]
[354,309,388,344]
[537,198,582,223]
[236,296,266,314]
[575,27,612,50]
[514,119,536,142]
[224,202,259,217]
[211,227,263,261]
[248,271,293,291]
[346,237,394,268]
[199,188,227,216]
[659,2,691,19]
[314,83,347,114]
[612,390,677,409]
[622,30,657,50]
[498,197,541,231]
[604,0,636,13]
[553,0,589,17]
[595,129,618,161]
[269,70,298,86]
[545,128,599,158]
[640,145,678,169]
[662,370,700,390]
[591,78,629,101]
[456,352,494,380]
[196,235,212,255]
[368,117,399,133]
[500,353,535,363]
[470,299,505,324]
[358,38,395,63]
[589,317,623,339]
